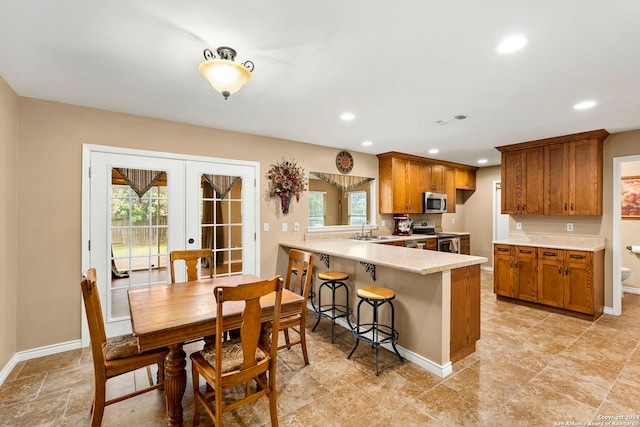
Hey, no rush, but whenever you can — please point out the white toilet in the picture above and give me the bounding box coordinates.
[621,267,631,283]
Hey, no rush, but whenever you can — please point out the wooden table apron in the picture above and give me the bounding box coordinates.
[128,274,303,427]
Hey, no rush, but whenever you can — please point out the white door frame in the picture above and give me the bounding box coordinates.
[612,154,640,316]
[81,144,261,346]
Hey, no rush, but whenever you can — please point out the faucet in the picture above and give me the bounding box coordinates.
[361,221,373,238]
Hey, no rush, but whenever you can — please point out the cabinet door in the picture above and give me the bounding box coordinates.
[430,164,446,193]
[408,161,427,213]
[494,245,515,297]
[544,143,569,215]
[460,235,470,255]
[537,249,564,307]
[570,139,602,215]
[455,169,476,190]
[501,151,522,214]
[522,147,544,214]
[391,157,410,213]
[563,251,593,314]
[426,238,437,251]
[445,166,456,213]
[515,246,537,302]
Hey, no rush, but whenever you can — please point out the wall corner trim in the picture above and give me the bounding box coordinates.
[0,340,82,386]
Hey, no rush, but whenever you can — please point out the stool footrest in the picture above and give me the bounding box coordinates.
[352,323,399,346]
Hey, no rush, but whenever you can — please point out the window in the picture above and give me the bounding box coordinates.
[348,191,367,225]
[308,191,326,227]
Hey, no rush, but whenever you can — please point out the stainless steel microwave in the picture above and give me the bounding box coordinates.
[423,192,448,213]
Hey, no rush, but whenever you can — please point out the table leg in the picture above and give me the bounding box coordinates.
[164,343,186,426]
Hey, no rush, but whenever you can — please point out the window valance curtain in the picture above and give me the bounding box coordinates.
[311,172,373,192]
[114,168,164,199]
[202,174,241,200]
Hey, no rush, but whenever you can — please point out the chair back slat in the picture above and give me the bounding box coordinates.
[285,249,314,298]
[81,268,107,368]
[213,276,283,372]
[170,249,214,283]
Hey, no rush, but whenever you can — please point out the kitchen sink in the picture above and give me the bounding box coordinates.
[353,235,393,241]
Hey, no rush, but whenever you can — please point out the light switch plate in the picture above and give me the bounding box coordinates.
[282,223,288,232]
[567,223,573,232]
[516,222,522,230]
[263,223,269,232]
[294,222,300,232]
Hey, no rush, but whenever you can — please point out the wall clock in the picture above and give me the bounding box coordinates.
[336,150,354,174]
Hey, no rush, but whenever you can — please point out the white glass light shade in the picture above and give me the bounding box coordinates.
[199,59,252,99]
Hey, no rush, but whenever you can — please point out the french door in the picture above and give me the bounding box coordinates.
[83,145,259,339]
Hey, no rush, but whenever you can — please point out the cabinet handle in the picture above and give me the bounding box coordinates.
[571,203,574,210]
[519,250,532,254]
[522,204,526,212]
[564,203,567,211]
[543,251,557,256]
[515,260,519,268]
[569,254,585,259]
[558,266,562,274]
[498,248,509,252]
[509,260,513,268]
[565,267,569,275]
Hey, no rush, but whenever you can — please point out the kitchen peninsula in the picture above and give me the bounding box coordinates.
[278,238,487,377]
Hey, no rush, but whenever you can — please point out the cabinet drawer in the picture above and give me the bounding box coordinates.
[565,250,590,264]
[494,244,512,256]
[538,248,562,261]
[515,246,537,259]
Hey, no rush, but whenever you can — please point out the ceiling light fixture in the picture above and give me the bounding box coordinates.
[340,112,355,121]
[199,47,254,100]
[478,159,488,164]
[428,149,439,154]
[361,141,373,146]
[497,35,528,53]
[574,100,597,110]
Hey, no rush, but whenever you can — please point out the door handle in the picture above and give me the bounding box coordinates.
[188,238,195,244]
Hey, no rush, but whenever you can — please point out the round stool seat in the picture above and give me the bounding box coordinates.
[357,286,395,300]
[318,271,349,281]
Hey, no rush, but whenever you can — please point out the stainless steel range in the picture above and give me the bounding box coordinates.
[411,221,461,254]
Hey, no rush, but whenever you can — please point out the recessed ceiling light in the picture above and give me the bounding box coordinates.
[574,100,597,110]
[428,149,439,154]
[340,112,355,121]
[361,141,373,146]
[478,159,488,164]
[497,35,528,53]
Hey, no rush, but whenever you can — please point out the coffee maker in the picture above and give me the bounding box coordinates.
[392,214,412,236]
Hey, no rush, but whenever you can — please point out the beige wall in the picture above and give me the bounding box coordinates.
[462,166,502,265]
[15,97,380,351]
[0,76,19,370]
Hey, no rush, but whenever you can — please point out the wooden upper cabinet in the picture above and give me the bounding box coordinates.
[377,152,477,214]
[455,168,476,190]
[498,129,608,216]
[379,156,426,214]
[500,147,543,215]
[426,164,446,193]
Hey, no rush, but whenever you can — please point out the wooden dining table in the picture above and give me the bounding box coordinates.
[128,274,304,427]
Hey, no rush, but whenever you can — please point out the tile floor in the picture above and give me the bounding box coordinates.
[1,271,640,426]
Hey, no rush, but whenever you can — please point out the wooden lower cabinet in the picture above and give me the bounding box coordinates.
[426,238,437,251]
[459,235,470,255]
[450,264,481,363]
[495,244,604,319]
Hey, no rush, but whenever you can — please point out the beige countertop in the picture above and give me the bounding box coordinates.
[492,234,605,251]
[280,239,487,275]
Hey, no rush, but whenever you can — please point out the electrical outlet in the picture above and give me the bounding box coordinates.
[381,220,386,227]
[451,218,455,224]
[567,223,573,232]
[263,223,269,232]
[281,222,288,232]
[516,222,522,230]
[294,222,300,232]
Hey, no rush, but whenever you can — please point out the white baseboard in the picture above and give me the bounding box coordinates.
[0,340,83,386]
[603,306,616,315]
[481,265,493,272]
[623,286,640,295]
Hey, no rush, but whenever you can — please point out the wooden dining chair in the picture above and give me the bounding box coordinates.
[278,249,315,364]
[81,268,168,427]
[169,249,214,283]
[190,276,283,427]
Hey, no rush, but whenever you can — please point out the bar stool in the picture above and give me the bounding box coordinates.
[348,286,403,375]
[312,271,353,343]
